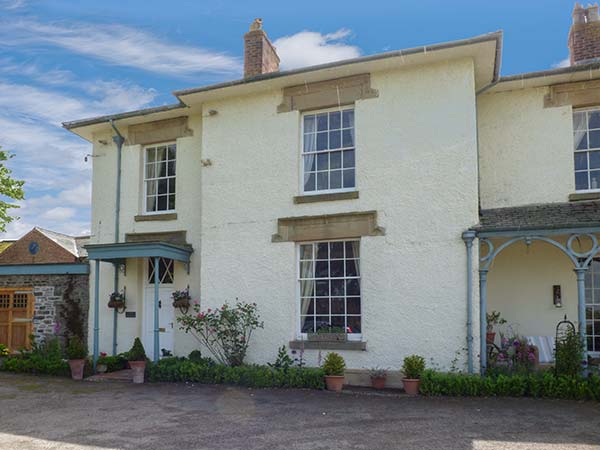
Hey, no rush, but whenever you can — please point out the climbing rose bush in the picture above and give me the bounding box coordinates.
[177,301,263,366]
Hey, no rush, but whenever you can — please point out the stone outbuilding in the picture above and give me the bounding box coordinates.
[0,228,89,351]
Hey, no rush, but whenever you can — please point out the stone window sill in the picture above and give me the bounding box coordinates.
[293,191,359,204]
[134,213,178,222]
[288,340,366,351]
[568,192,600,202]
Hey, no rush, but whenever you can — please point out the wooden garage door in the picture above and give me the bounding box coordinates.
[0,289,34,351]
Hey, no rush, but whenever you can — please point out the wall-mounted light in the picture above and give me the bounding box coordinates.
[201,159,213,167]
[553,285,562,308]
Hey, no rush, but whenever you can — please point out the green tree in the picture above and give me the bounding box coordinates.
[0,148,25,232]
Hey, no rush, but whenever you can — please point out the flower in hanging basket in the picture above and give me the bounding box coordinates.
[172,288,191,308]
[108,291,126,308]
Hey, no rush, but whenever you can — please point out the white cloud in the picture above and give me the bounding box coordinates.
[0,20,241,77]
[57,184,91,207]
[0,0,26,10]
[552,57,570,69]
[274,29,361,70]
[41,206,76,221]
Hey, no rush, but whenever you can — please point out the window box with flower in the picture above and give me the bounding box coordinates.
[172,288,192,314]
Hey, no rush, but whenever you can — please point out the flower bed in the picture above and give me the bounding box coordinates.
[420,369,600,401]
[147,357,325,389]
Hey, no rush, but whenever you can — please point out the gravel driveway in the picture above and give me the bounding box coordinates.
[0,372,599,450]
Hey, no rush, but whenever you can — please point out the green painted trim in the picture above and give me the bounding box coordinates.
[293,191,359,204]
[0,263,89,275]
[288,340,366,351]
[134,213,178,222]
[85,242,192,263]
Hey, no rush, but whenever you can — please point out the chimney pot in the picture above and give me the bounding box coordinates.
[243,19,280,78]
[569,3,600,64]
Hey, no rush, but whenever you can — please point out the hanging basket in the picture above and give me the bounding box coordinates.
[173,298,191,314]
[108,299,126,313]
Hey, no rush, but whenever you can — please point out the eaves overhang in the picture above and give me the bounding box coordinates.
[84,241,193,263]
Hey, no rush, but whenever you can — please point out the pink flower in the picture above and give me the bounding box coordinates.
[207,308,211,312]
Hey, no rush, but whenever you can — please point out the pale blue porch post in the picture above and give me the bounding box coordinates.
[575,268,589,356]
[153,256,160,363]
[462,230,476,374]
[479,269,488,375]
[93,260,101,371]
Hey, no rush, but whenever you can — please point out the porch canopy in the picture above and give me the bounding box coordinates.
[463,200,600,374]
[85,241,193,365]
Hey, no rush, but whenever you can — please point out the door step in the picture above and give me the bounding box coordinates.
[86,369,134,383]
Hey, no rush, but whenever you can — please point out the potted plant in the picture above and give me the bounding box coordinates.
[402,354,425,395]
[323,352,346,392]
[486,311,506,344]
[308,326,347,342]
[127,338,147,384]
[96,352,108,373]
[172,288,191,314]
[0,344,9,369]
[108,291,126,310]
[66,336,87,380]
[369,367,388,390]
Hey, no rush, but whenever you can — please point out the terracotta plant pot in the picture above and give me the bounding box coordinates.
[68,359,86,381]
[486,332,496,344]
[129,360,146,384]
[325,375,344,392]
[371,376,387,390]
[402,378,420,395]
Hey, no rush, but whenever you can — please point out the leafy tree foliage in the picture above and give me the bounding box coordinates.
[0,148,25,232]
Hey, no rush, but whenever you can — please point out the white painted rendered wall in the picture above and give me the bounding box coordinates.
[477,87,574,209]
[89,58,481,371]
[486,238,578,339]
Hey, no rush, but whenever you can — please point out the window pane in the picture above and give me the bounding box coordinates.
[304,172,316,191]
[330,260,344,278]
[168,178,176,194]
[315,299,329,315]
[304,115,316,133]
[316,317,330,331]
[301,298,314,315]
[300,244,313,260]
[343,169,355,188]
[146,163,156,178]
[346,279,360,295]
[304,133,316,152]
[146,180,157,196]
[331,279,344,296]
[342,129,354,147]
[343,150,355,168]
[590,130,600,149]
[317,113,328,131]
[590,111,600,129]
[347,297,361,314]
[316,280,329,297]
[157,162,167,178]
[591,171,600,190]
[330,242,344,258]
[168,195,176,210]
[331,316,345,329]
[575,152,588,170]
[304,155,316,172]
[329,130,341,149]
[168,161,176,176]
[317,172,328,190]
[330,170,342,189]
[167,145,176,160]
[317,243,329,259]
[575,131,588,150]
[346,259,359,277]
[315,261,328,278]
[347,316,361,333]
[345,241,359,258]
[158,179,168,195]
[331,297,344,314]
[576,172,589,190]
[157,195,168,211]
[330,111,341,129]
[330,151,342,169]
[156,147,166,162]
[316,132,328,150]
[343,110,354,128]
[300,280,315,297]
[146,195,156,212]
[301,316,314,333]
[317,153,329,171]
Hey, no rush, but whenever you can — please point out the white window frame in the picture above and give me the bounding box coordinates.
[300,106,357,195]
[143,142,177,215]
[573,107,600,193]
[296,239,362,341]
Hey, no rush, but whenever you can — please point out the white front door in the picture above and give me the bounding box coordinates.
[143,257,175,360]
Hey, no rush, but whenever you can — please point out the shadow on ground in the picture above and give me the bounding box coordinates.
[0,372,599,450]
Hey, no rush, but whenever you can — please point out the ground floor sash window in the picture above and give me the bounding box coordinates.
[298,240,361,336]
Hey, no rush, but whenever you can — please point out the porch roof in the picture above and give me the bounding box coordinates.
[472,201,600,237]
[84,241,193,263]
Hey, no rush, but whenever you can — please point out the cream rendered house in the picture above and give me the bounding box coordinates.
[64,5,600,382]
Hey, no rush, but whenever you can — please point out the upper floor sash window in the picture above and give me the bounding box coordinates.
[574,109,600,191]
[302,108,355,194]
[144,143,176,213]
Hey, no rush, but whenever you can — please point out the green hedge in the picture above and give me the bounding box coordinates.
[420,369,600,401]
[147,357,325,389]
[1,355,69,376]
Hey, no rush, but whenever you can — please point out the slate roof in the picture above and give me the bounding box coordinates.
[474,201,600,233]
[35,227,89,258]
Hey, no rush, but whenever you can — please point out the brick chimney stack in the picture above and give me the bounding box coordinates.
[569,2,600,65]
[244,18,280,78]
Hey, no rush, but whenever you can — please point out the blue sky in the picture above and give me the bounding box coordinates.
[0,0,577,238]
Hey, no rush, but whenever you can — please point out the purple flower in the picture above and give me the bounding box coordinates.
[53,322,61,335]
[513,339,520,347]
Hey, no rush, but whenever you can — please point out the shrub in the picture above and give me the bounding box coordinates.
[0,344,10,356]
[402,355,425,379]
[555,328,584,378]
[188,350,203,362]
[322,352,345,376]
[489,335,536,375]
[66,336,87,360]
[96,355,127,372]
[419,369,600,401]
[1,337,68,376]
[128,338,147,361]
[147,357,325,389]
[177,301,264,366]
[267,346,294,371]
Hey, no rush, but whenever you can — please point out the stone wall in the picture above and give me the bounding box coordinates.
[0,274,89,346]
